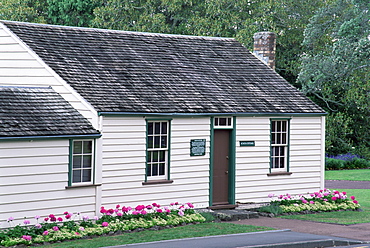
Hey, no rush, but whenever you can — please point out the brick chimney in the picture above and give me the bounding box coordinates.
[253,32,276,70]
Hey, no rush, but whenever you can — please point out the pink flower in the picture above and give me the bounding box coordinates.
[57,217,63,222]
[35,224,42,229]
[75,232,80,235]
[132,211,139,215]
[122,207,129,213]
[79,227,85,231]
[100,208,107,214]
[23,219,30,225]
[135,205,145,211]
[334,190,339,194]
[310,201,315,204]
[302,199,308,204]
[342,192,347,195]
[165,209,171,213]
[44,217,49,222]
[116,205,120,209]
[268,193,274,198]
[22,235,32,241]
[65,214,72,219]
[42,231,49,236]
[353,200,359,204]
[152,203,158,207]
[146,205,152,209]
[175,202,179,205]
[332,197,337,201]
[7,217,14,221]
[63,211,69,215]
[34,215,40,220]
[324,198,328,201]
[170,202,175,206]
[117,212,123,217]
[351,196,356,200]
[50,216,57,222]
[93,216,99,220]
[102,222,109,227]
[49,214,55,218]
[52,226,59,231]
[140,210,147,215]
[178,210,184,216]
[187,203,194,208]
[156,209,163,213]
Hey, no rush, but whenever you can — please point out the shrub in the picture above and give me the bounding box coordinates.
[325,153,370,170]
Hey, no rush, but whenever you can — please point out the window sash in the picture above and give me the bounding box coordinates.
[70,140,94,184]
[146,121,169,179]
[270,120,289,172]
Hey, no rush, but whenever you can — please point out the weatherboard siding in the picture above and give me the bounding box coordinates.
[0,140,96,226]
[0,24,97,128]
[100,116,210,209]
[235,116,324,203]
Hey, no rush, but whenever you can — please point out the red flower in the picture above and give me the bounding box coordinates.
[351,196,356,200]
[57,217,63,222]
[63,211,69,215]
[65,214,72,219]
[353,200,359,204]
[44,217,49,222]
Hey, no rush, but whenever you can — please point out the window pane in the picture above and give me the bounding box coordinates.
[148,122,153,135]
[161,136,167,148]
[215,118,219,126]
[148,136,154,148]
[282,133,287,144]
[147,152,152,162]
[152,151,158,162]
[227,118,231,126]
[279,157,285,168]
[274,158,279,168]
[152,164,158,176]
[73,141,82,154]
[73,170,81,183]
[83,155,92,168]
[219,118,226,126]
[82,169,91,182]
[159,151,165,162]
[155,122,160,134]
[147,164,152,176]
[277,134,281,144]
[154,136,160,148]
[83,141,92,153]
[272,121,276,132]
[277,121,281,131]
[73,156,82,168]
[282,121,287,132]
[280,147,285,156]
[161,122,167,134]
[159,163,165,175]
[271,133,276,144]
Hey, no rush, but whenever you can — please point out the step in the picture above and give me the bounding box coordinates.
[211,209,260,221]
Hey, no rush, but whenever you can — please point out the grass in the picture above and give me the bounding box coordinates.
[40,223,274,248]
[325,169,370,181]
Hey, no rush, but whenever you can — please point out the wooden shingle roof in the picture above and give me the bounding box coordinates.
[2,21,325,114]
[0,86,100,138]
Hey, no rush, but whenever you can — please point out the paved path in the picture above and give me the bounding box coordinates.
[325,180,370,189]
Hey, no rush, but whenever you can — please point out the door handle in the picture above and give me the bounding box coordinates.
[226,156,229,160]
[225,171,228,174]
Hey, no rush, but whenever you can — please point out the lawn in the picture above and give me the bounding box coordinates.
[40,223,274,248]
[325,169,370,181]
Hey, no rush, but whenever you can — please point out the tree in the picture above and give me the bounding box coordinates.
[0,0,46,23]
[298,0,370,158]
[47,0,102,27]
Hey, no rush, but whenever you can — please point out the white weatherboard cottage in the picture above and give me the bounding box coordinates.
[0,21,326,225]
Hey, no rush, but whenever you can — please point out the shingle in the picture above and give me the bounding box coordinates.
[0,86,100,137]
[1,21,325,114]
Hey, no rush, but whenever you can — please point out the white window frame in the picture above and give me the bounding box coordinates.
[69,139,94,185]
[270,120,289,172]
[214,117,233,129]
[146,121,169,180]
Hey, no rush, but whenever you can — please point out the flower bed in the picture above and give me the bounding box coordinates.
[0,202,205,247]
[259,189,361,216]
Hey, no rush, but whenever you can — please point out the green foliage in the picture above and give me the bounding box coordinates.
[0,0,46,23]
[325,158,345,170]
[299,0,370,159]
[258,204,283,215]
[198,212,216,222]
[46,0,102,26]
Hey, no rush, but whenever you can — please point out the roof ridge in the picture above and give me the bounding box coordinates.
[0,20,236,41]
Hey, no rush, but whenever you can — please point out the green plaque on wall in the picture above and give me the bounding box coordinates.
[190,139,206,156]
[240,141,255,146]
